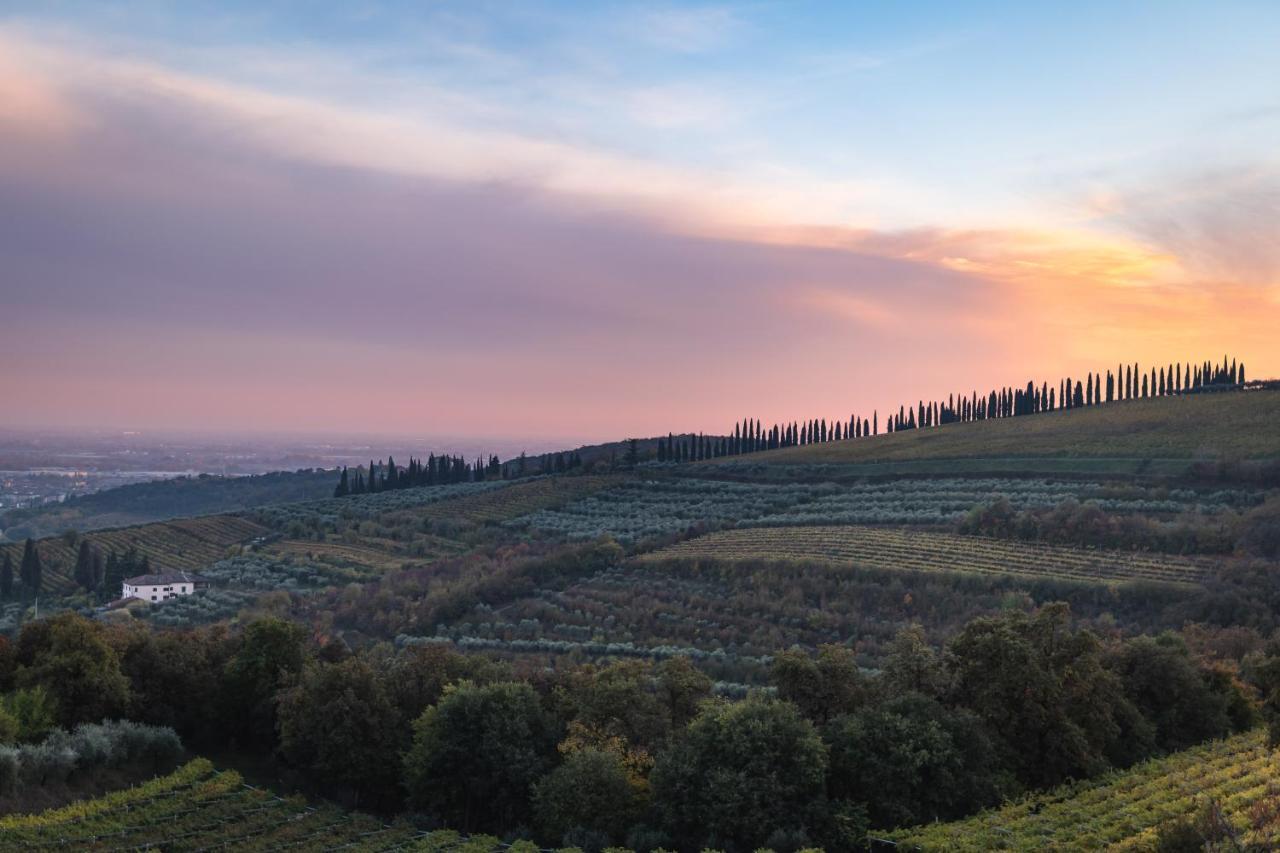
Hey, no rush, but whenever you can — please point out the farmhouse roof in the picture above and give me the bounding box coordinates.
[124,571,210,586]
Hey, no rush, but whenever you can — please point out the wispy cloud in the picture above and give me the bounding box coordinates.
[629,5,745,53]
[1100,166,1280,288]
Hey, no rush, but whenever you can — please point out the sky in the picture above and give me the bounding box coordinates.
[1,1,1278,445]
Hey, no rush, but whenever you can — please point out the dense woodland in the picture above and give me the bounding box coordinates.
[1,607,1278,851]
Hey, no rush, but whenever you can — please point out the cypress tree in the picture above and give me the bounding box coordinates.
[333,466,350,498]
[74,540,95,591]
[103,551,118,599]
[0,553,11,600]
[91,548,104,591]
[20,538,41,596]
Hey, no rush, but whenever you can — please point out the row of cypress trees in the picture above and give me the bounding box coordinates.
[334,453,505,497]
[333,354,1249,484]
[333,448,594,497]
[659,354,1247,461]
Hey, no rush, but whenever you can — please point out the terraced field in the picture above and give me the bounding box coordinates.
[885,729,1280,851]
[0,758,544,852]
[642,525,1214,586]
[0,515,268,595]
[513,477,1250,543]
[428,544,1196,684]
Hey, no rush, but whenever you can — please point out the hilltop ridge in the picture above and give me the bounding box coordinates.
[698,390,1280,479]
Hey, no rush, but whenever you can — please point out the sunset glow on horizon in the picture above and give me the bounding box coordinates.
[2,2,1277,445]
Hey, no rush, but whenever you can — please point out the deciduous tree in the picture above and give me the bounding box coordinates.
[403,681,557,832]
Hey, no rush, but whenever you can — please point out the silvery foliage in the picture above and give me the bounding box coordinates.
[0,721,182,794]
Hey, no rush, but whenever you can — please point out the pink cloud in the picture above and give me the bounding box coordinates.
[0,31,1275,442]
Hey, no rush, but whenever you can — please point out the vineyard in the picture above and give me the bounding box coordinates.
[0,758,553,852]
[511,477,1250,543]
[0,515,268,596]
[641,525,1214,586]
[884,729,1280,851]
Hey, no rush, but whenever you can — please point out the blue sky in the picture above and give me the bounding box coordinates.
[11,0,1278,228]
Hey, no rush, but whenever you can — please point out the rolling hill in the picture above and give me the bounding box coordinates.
[0,468,337,542]
[705,390,1280,478]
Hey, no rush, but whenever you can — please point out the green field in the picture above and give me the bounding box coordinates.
[641,525,1214,586]
[711,391,1280,471]
[885,729,1280,851]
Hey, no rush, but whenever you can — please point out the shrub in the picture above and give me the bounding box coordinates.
[0,720,183,795]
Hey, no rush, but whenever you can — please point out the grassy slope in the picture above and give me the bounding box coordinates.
[726,390,1280,467]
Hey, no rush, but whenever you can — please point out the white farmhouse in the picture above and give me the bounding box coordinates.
[122,571,210,603]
